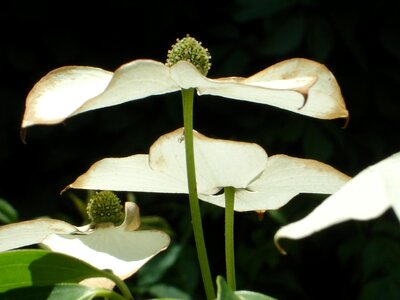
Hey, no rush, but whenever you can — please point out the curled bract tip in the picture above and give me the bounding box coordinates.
[273,236,287,255]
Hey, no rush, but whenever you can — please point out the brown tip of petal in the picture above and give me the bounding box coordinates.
[297,92,308,110]
[20,128,27,144]
[342,115,350,129]
[274,237,287,255]
[60,185,71,195]
[256,210,266,221]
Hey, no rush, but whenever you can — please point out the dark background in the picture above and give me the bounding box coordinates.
[1,0,400,299]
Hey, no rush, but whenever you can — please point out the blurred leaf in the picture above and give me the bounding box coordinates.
[235,291,277,300]
[362,237,400,280]
[233,0,298,22]
[137,244,182,286]
[67,192,88,222]
[338,234,366,265]
[217,48,251,76]
[302,125,334,161]
[140,215,174,236]
[216,276,276,300]
[0,249,114,293]
[358,269,400,300]
[380,12,400,61]
[0,283,123,300]
[267,210,288,225]
[331,11,369,70]
[259,12,305,56]
[216,276,240,300]
[0,198,18,224]
[374,80,400,121]
[306,15,334,61]
[147,284,190,300]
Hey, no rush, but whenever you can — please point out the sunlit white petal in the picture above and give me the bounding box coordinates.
[170,59,347,119]
[199,155,350,211]
[69,154,187,193]
[0,202,170,280]
[243,58,347,119]
[74,60,181,115]
[42,228,170,279]
[274,152,400,247]
[22,60,180,127]
[0,219,77,252]
[22,66,112,127]
[149,128,268,194]
[22,56,348,128]
[170,61,306,114]
[70,128,268,196]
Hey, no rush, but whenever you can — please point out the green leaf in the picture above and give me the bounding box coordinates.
[216,276,277,300]
[233,0,298,22]
[216,276,240,300]
[0,249,113,293]
[0,283,125,300]
[0,198,18,224]
[259,12,305,56]
[235,291,277,300]
[148,299,184,300]
[147,284,190,300]
[137,244,182,286]
[67,192,89,222]
[306,15,333,61]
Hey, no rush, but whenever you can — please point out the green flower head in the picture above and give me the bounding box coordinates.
[87,191,124,225]
[166,34,211,76]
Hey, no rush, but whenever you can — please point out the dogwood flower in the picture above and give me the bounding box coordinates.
[67,128,350,212]
[21,36,347,128]
[0,192,170,280]
[274,151,400,253]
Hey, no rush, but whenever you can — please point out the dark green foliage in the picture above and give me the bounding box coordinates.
[1,0,399,299]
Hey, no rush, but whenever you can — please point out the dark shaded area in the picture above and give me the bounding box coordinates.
[1,0,400,299]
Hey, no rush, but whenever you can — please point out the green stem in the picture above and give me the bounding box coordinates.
[181,88,215,300]
[103,271,134,300]
[224,186,236,290]
[95,290,127,300]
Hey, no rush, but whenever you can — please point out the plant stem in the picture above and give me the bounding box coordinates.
[95,290,127,300]
[103,271,134,300]
[181,88,215,300]
[224,186,236,290]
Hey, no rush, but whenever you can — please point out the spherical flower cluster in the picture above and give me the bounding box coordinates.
[87,191,124,225]
[166,35,211,76]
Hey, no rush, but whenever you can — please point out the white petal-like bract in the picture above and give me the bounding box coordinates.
[42,228,170,279]
[274,152,400,252]
[0,219,77,252]
[70,128,268,197]
[22,60,180,127]
[22,66,112,127]
[22,58,348,128]
[199,154,350,211]
[149,128,268,194]
[69,154,188,194]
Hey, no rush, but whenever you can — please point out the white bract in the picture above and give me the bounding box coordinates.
[0,202,170,280]
[274,152,400,252]
[68,128,350,212]
[22,58,348,127]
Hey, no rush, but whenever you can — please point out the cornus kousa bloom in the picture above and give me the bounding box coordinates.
[21,36,348,128]
[0,191,170,280]
[67,128,351,212]
[274,152,400,253]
